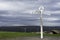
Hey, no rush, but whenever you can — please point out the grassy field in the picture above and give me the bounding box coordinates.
[0,31,60,39]
[44,33,60,37]
[0,31,40,39]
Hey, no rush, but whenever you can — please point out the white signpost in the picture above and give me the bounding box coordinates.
[39,6,44,39]
[32,6,44,39]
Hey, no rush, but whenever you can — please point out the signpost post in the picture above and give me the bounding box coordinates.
[39,6,44,39]
[32,6,44,39]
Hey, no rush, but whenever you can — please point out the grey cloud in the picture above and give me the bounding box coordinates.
[0,0,60,26]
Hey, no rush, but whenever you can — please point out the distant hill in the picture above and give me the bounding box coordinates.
[0,26,60,32]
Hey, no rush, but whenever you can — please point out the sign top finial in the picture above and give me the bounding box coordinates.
[39,6,44,11]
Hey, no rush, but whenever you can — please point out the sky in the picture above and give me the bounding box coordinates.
[0,0,60,26]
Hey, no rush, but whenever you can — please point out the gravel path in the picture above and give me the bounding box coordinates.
[0,36,60,40]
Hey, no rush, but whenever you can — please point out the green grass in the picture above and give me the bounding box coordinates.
[0,31,40,39]
[0,31,60,39]
[44,33,60,37]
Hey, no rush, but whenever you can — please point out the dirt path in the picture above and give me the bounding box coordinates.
[0,36,60,40]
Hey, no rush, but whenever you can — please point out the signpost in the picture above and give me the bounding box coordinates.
[32,6,44,39]
[39,6,44,39]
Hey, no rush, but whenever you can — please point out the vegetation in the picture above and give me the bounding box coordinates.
[0,31,39,39]
[44,33,60,37]
[0,31,60,39]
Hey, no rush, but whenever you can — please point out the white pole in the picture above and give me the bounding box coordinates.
[32,6,44,39]
[40,10,43,39]
[39,6,44,39]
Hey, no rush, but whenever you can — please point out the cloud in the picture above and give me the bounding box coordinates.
[0,2,17,10]
[0,0,60,26]
[43,17,59,21]
[43,22,60,26]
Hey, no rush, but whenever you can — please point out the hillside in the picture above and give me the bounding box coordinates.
[0,26,60,32]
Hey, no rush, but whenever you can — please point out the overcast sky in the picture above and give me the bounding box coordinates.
[0,0,60,26]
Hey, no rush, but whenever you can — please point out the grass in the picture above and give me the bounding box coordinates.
[0,31,39,39]
[44,33,60,37]
[0,31,60,39]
